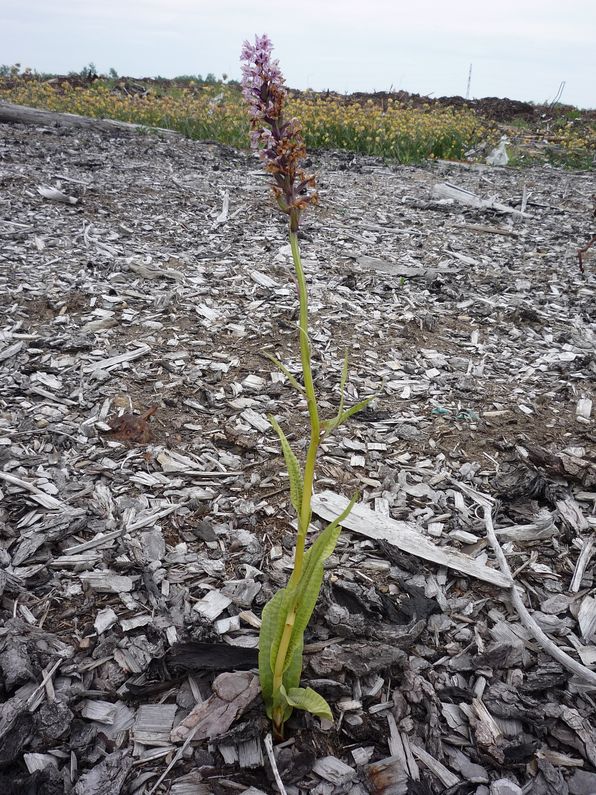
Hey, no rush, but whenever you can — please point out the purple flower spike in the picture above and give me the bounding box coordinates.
[240,34,317,232]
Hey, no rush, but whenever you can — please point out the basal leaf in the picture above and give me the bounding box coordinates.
[283,562,326,674]
[260,495,359,725]
[282,494,359,669]
[283,635,304,693]
[269,415,303,515]
[272,681,292,724]
[268,584,296,677]
[258,588,286,717]
[283,686,333,721]
[261,587,306,723]
[282,497,356,673]
[272,635,304,725]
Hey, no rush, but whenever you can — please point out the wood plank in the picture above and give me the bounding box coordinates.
[311,491,512,588]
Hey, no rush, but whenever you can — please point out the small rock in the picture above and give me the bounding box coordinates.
[395,424,421,441]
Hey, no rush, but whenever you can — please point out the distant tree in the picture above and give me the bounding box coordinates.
[79,62,97,78]
[0,63,21,77]
[108,67,118,79]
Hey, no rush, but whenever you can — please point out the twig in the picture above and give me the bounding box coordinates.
[578,235,595,275]
[483,506,596,687]
[27,659,62,710]
[264,732,288,795]
[0,471,67,510]
[147,723,200,795]
[453,222,518,237]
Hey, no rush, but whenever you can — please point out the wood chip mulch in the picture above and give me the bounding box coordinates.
[0,116,595,795]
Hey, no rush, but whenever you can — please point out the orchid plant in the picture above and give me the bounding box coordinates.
[241,35,371,739]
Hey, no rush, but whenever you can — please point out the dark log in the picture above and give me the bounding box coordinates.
[0,100,179,136]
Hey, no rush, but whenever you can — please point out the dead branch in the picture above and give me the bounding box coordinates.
[483,506,596,688]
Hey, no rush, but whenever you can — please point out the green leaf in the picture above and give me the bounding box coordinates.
[263,587,303,726]
[283,635,304,693]
[260,495,359,732]
[272,634,304,725]
[282,685,333,721]
[272,681,292,724]
[258,589,286,718]
[269,415,303,515]
[321,353,374,436]
[297,324,312,355]
[282,494,358,672]
[283,561,326,674]
[331,396,374,429]
[316,491,358,546]
[262,351,305,394]
[320,353,349,435]
[267,585,291,675]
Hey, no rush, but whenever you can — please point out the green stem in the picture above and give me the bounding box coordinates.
[288,229,320,587]
[269,227,322,739]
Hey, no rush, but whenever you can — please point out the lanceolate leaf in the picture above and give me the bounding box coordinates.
[282,685,333,721]
[331,396,374,430]
[282,557,328,675]
[282,494,358,673]
[269,415,303,515]
[262,351,305,393]
[258,588,286,718]
[272,679,292,724]
[277,634,304,724]
[299,492,358,593]
[283,635,304,693]
[268,583,299,683]
[320,354,374,436]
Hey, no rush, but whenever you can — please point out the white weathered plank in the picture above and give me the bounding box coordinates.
[312,491,511,588]
[82,343,151,373]
[432,181,528,217]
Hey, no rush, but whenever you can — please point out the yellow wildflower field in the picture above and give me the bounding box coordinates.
[0,77,593,168]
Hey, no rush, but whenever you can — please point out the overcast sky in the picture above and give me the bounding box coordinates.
[2,0,595,108]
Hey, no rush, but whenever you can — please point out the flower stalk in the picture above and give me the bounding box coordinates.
[289,228,320,583]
